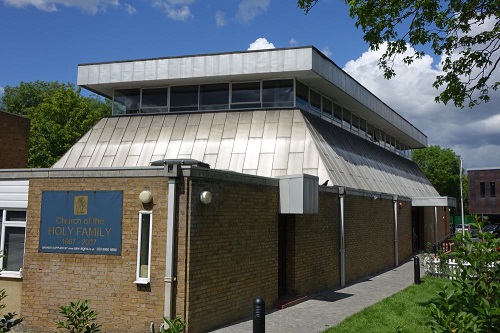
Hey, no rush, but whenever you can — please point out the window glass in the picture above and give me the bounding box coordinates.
[351,114,360,132]
[342,108,351,129]
[200,83,229,110]
[309,89,321,114]
[6,211,26,221]
[2,227,25,271]
[359,118,367,137]
[170,85,199,112]
[367,123,374,141]
[231,82,261,109]
[135,211,152,284]
[262,80,294,108]
[333,103,342,123]
[141,88,168,113]
[490,182,496,197]
[480,182,485,197]
[322,96,333,118]
[295,81,309,110]
[113,89,140,115]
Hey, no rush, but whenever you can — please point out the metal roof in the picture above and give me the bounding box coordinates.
[77,46,427,149]
[53,109,438,198]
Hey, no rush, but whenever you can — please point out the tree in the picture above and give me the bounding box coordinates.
[429,216,500,332]
[1,81,111,168]
[412,145,468,213]
[298,0,499,108]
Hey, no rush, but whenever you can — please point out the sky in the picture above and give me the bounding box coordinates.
[0,0,499,170]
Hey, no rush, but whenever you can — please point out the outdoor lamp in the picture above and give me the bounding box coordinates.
[139,190,153,204]
[200,191,212,205]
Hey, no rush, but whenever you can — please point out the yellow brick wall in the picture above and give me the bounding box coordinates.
[397,201,413,260]
[344,196,395,283]
[21,177,168,333]
[289,191,340,295]
[182,177,279,333]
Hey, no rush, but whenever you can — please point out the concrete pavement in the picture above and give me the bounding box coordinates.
[209,257,421,333]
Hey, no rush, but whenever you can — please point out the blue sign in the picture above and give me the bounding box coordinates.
[39,191,123,255]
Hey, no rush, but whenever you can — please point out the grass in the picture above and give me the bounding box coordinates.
[323,276,450,333]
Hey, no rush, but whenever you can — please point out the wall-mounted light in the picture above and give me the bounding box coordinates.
[372,195,379,200]
[399,202,403,209]
[139,190,153,204]
[200,191,212,205]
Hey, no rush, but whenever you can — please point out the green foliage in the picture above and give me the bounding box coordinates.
[428,216,500,332]
[151,317,187,333]
[298,0,499,108]
[0,81,111,168]
[0,289,23,333]
[412,145,468,214]
[56,300,102,333]
[159,317,187,333]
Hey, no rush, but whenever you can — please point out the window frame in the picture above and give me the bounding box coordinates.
[490,182,496,197]
[0,209,26,279]
[134,210,153,285]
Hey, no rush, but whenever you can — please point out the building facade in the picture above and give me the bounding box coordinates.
[468,168,500,223]
[0,110,29,169]
[0,47,454,333]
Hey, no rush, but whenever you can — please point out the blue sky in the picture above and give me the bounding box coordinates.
[1,0,499,170]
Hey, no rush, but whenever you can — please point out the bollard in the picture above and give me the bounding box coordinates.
[414,255,421,284]
[253,297,265,333]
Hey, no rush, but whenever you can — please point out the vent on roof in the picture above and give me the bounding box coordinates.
[150,159,210,168]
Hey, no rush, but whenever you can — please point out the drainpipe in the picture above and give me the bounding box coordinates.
[339,187,346,287]
[434,206,438,253]
[164,177,177,318]
[393,195,399,266]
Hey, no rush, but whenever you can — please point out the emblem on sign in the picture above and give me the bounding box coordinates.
[74,196,88,215]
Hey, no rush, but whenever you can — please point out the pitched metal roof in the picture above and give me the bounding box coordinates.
[53,109,438,198]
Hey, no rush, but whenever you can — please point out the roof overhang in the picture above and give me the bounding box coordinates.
[412,196,457,208]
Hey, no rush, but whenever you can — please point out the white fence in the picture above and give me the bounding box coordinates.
[423,257,471,279]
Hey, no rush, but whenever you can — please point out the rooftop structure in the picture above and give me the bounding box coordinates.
[66,46,438,198]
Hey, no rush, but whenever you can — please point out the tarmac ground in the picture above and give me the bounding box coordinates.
[209,256,422,333]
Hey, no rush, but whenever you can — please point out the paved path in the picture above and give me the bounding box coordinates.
[209,257,421,333]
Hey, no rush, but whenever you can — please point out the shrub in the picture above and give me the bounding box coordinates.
[57,300,101,333]
[0,289,23,333]
[428,216,500,332]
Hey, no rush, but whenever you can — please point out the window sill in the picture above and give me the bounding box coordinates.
[133,279,150,285]
[0,271,23,279]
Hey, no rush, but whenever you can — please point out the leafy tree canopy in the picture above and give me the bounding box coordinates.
[1,81,111,168]
[298,0,499,108]
[412,145,468,213]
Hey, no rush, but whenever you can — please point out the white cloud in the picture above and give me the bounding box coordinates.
[321,46,332,58]
[235,0,269,23]
[215,10,226,27]
[289,38,298,47]
[123,3,136,15]
[343,43,500,169]
[3,0,119,13]
[152,0,193,21]
[247,38,275,51]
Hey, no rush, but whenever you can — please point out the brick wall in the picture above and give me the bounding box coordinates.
[21,177,168,333]
[397,201,413,260]
[288,190,340,295]
[468,169,500,215]
[182,177,279,333]
[344,196,395,283]
[0,111,29,168]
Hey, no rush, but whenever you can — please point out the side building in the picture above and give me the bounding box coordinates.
[0,47,455,333]
[468,167,500,223]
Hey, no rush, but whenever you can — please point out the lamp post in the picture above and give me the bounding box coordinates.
[459,157,465,235]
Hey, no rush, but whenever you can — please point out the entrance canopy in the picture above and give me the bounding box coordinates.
[412,196,457,207]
